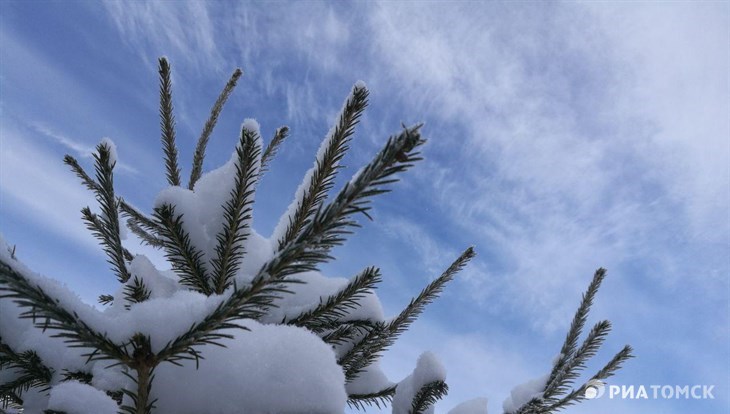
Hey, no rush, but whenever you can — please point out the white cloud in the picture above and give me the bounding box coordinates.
[362,2,728,330]
[29,121,139,175]
[0,120,99,252]
[586,3,729,242]
[103,1,222,74]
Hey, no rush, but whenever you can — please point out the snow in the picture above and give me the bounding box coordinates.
[47,381,118,414]
[448,398,489,414]
[150,320,346,413]
[345,362,393,395]
[502,374,549,413]
[242,117,260,134]
[392,352,447,414]
[152,130,263,280]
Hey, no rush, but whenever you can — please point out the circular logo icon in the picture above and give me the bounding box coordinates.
[584,379,605,399]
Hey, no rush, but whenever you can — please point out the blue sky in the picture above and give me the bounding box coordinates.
[0,1,728,413]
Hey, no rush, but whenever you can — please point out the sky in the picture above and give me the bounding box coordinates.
[0,1,728,413]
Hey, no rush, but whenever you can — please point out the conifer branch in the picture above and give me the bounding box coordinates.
[152,204,211,295]
[543,320,611,400]
[1,391,23,410]
[60,370,93,384]
[80,208,133,273]
[286,266,381,331]
[158,125,425,364]
[98,294,115,305]
[512,270,633,414]
[155,280,291,364]
[320,319,377,345]
[592,344,634,382]
[277,84,369,249]
[158,57,181,187]
[188,68,244,190]
[64,155,99,193]
[64,154,164,242]
[211,125,262,294]
[124,276,151,306]
[0,339,53,406]
[262,125,425,283]
[538,346,633,413]
[347,385,397,411]
[341,247,475,381]
[546,268,605,389]
[126,219,165,248]
[536,346,634,414]
[85,143,132,284]
[0,259,127,363]
[411,380,449,414]
[259,126,289,178]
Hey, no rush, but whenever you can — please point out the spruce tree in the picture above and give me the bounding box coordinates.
[0,58,632,414]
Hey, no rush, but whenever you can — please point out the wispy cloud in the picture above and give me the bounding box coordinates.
[103,1,223,74]
[0,120,99,252]
[29,121,139,175]
[361,2,728,330]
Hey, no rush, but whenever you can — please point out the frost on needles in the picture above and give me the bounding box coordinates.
[0,57,632,414]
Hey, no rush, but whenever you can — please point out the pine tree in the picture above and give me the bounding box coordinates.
[0,58,632,414]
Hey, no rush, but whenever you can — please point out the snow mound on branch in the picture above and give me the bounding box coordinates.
[392,351,447,414]
[502,374,549,413]
[48,381,118,414]
[151,320,347,413]
[153,133,266,283]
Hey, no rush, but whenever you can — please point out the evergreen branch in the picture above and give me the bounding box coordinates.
[411,380,449,414]
[347,385,397,411]
[211,125,262,294]
[126,218,165,248]
[543,320,612,400]
[341,247,475,381]
[0,259,127,363]
[188,68,244,190]
[546,268,605,389]
[592,345,634,382]
[158,125,425,367]
[320,320,378,345]
[158,57,181,187]
[276,83,369,249]
[152,204,211,294]
[0,339,53,404]
[1,391,23,410]
[64,155,99,193]
[80,207,133,279]
[542,346,633,414]
[155,280,294,364]
[124,276,151,306]
[286,266,381,330]
[534,345,634,414]
[120,201,163,236]
[538,347,633,413]
[65,154,163,240]
[60,370,93,384]
[259,126,289,178]
[98,294,114,305]
[263,124,425,283]
[87,143,131,284]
